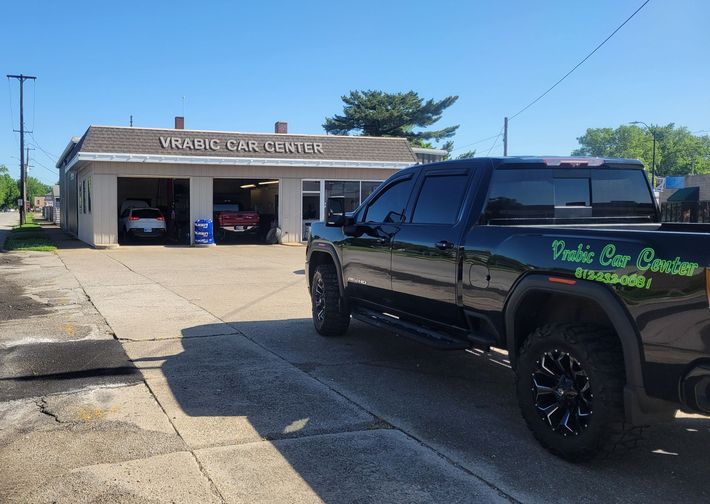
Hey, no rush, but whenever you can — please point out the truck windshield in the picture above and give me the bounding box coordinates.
[214,204,242,212]
[483,167,657,224]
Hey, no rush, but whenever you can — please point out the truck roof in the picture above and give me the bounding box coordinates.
[411,156,644,171]
[492,156,644,167]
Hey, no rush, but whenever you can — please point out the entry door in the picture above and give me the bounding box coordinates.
[342,174,416,306]
[390,169,473,326]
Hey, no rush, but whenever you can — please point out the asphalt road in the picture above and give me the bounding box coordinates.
[1,234,709,503]
[0,211,18,249]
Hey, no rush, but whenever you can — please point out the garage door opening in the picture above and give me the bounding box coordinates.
[117,177,190,245]
[213,178,279,244]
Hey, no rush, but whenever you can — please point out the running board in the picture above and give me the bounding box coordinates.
[352,308,470,350]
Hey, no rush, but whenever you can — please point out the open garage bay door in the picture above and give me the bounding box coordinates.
[213,178,279,244]
[117,177,190,244]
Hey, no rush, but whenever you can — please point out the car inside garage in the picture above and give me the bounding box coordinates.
[213,178,279,244]
[117,177,190,244]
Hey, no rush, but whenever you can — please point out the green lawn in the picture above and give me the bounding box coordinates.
[4,215,57,252]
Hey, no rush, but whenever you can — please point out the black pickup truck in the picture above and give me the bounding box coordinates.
[305,156,710,461]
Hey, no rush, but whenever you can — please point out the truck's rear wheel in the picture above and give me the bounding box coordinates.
[515,323,642,462]
[311,264,350,336]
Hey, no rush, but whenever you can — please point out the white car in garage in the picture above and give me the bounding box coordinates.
[119,207,166,241]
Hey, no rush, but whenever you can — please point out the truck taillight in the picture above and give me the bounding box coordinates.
[157,216,165,221]
[128,216,140,221]
[706,269,710,307]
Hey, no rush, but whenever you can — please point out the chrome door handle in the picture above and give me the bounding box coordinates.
[435,240,454,250]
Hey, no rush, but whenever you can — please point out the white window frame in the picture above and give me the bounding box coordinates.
[300,178,385,241]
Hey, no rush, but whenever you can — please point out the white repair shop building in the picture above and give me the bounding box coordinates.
[56,120,433,247]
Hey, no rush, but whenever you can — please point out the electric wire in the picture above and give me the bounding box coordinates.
[31,79,37,133]
[28,133,59,161]
[452,1,651,155]
[7,78,17,139]
[450,132,503,153]
[31,158,59,178]
[484,130,504,156]
[508,0,651,121]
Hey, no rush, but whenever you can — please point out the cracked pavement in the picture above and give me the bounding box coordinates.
[1,214,709,503]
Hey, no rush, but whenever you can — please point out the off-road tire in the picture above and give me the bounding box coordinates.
[515,322,643,462]
[311,264,350,336]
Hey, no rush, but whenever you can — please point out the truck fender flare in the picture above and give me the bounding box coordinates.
[504,274,644,391]
[307,241,346,296]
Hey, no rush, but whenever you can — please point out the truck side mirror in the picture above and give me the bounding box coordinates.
[326,197,345,227]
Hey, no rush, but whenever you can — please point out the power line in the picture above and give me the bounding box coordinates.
[508,0,651,121]
[450,132,502,153]
[31,79,37,132]
[32,158,59,177]
[485,130,504,156]
[28,132,58,161]
[6,79,17,139]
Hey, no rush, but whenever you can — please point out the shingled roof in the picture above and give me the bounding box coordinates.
[59,125,418,165]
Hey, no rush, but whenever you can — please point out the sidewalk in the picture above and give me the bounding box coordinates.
[1,226,508,503]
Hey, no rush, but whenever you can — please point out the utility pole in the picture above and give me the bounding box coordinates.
[25,147,33,211]
[503,117,509,156]
[7,74,37,225]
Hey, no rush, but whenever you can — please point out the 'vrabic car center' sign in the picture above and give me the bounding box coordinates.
[159,136,325,154]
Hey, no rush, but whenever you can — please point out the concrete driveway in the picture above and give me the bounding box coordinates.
[2,235,709,503]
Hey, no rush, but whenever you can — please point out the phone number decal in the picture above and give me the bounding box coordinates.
[574,268,653,290]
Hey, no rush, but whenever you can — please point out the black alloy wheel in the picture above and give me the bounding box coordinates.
[313,275,326,324]
[311,264,350,336]
[531,349,592,437]
[515,323,642,461]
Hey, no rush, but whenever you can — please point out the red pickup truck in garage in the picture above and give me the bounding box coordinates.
[213,203,260,242]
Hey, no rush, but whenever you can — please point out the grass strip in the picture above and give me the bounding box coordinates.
[4,216,56,252]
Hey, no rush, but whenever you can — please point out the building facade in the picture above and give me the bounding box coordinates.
[56,120,419,247]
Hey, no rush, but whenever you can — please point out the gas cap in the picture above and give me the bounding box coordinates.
[468,263,490,288]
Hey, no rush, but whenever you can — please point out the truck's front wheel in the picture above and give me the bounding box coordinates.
[311,264,350,336]
[515,323,642,461]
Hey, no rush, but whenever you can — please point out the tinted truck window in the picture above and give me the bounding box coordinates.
[484,168,554,222]
[484,167,656,223]
[365,177,414,223]
[592,169,656,217]
[411,174,469,224]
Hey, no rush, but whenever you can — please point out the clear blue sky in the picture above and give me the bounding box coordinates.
[2,0,709,184]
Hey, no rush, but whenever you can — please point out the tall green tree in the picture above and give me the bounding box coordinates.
[323,90,459,144]
[456,150,477,160]
[23,176,51,206]
[572,124,710,176]
[0,165,20,209]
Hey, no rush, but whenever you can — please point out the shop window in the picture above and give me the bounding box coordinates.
[302,180,321,240]
[361,181,381,201]
[79,179,84,214]
[325,181,359,214]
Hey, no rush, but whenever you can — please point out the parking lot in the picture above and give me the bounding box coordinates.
[1,218,709,503]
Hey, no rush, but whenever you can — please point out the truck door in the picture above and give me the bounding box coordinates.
[341,173,417,306]
[390,167,474,326]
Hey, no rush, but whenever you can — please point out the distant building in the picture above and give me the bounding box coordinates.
[43,185,60,225]
[412,147,447,164]
[659,175,710,222]
[33,196,46,209]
